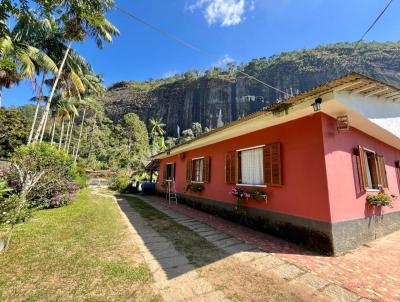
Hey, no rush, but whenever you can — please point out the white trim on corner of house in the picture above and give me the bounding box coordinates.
[191,156,205,161]
[236,145,266,152]
[236,183,267,188]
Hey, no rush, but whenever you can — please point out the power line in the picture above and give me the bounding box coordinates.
[115,5,290,97]
[354,0,395,50]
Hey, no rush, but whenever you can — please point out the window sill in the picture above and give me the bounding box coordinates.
[236,184,266,188]
[366,189,380,192]
[191,181,204,184]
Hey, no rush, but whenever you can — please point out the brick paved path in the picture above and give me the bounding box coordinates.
[141,194,400,302]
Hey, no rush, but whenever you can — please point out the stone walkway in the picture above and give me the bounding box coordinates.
[141,194,400,302]
[115,196,230,302]
[120,194,373,302]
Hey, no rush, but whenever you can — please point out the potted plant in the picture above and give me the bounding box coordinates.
[230,186,268,213]
[366,191,393,208]
[185,182,205,193]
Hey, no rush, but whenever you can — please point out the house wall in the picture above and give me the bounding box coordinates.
[335,91,400,138]
[158,113,331,222]
[321,113,400,253]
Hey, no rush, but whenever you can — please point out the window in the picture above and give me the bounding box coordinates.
[186,157,210,182]
[356,146,388,191]
[238,147,264,185]
[225,143,282,186]
[193,158,204,182]
[164,163,176,180]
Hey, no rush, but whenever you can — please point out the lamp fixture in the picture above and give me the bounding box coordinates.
[312,97,322,112]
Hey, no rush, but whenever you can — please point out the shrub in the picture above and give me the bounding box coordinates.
[7,142,79,209]
[0,194,30,225]
[110,174,131,193]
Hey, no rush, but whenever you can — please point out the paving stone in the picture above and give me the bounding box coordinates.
[196,230,219,237]
[271,263,305,281]
[290,272,330,290]
[146,241,174,251]
[222,243,256,254]
[356,298,372,302]
[164,263,194,277]
[141,236,169,244]
[144,248,181,261]
[249,255,285,271]
[161,285,195,301]
[204,233,231,242]
[157,255,190,269]
[213,238,243,249]
[321,284,360,302]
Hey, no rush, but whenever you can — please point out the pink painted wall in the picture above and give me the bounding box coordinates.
[321,114,400,222]
[158,113,333,222]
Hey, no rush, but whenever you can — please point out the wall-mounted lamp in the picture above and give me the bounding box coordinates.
[312,97,322,112]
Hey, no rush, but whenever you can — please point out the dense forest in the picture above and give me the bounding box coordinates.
[104,41,400,135]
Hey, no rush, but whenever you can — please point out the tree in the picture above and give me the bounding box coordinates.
[0,108,29,158]
[191,122,202,137]
[120,113,149,157]
[0,58,19,108]
[149,118,166,150]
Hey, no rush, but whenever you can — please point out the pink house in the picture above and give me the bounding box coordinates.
[153,73,400,255]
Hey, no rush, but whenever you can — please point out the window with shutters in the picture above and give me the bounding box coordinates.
[164,163,175,180]
[188,157,211,183]
[237,146,265,186]
[355,146,388,191]
[192,158,204,182]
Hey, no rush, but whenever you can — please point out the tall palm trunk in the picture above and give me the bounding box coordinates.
[74,107,86,163]
[28,73,46,144]
[33,43,71,143]
[87,112,97,160]
[50,118,56,145]
[64,119,71,151]
[58,117,65,150]
[27,100,41,144]
[66,113,75,153]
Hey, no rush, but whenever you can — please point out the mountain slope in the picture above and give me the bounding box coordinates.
[104,42,400,135]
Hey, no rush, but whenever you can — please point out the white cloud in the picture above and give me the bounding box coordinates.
[187,0,254,27]
[214,54,235,67]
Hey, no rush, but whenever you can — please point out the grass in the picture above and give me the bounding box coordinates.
[0,188,160,302]
[124,195,227,267]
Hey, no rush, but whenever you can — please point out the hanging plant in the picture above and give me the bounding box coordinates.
[230,186,267,213]
[185,182,205,193]
[367,193,393,207]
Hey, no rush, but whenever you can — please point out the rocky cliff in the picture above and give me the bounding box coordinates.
[103,42,400,135]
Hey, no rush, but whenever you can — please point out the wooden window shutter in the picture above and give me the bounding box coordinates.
[376,155,388,188]
[264,143,282,185]
[203,156,211,182]
[172,163,176,180]
[186,160,192,181]
[163,164,167,180]
[225,151,236,184]
[356,146,368,192]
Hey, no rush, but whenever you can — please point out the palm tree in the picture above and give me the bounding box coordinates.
[0,58,19,108]
[150,118,166,150]
[33,7,119,143]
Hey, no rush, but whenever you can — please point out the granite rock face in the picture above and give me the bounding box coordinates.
[104,42,400,135]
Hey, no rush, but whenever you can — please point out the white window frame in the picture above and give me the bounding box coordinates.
[236,145,266,187]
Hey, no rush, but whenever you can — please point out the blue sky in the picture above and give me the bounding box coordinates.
[3,0,400,107]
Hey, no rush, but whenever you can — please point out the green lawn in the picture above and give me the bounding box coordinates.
[0,188,160,302]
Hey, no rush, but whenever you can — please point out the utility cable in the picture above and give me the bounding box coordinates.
[115,5,290,97]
